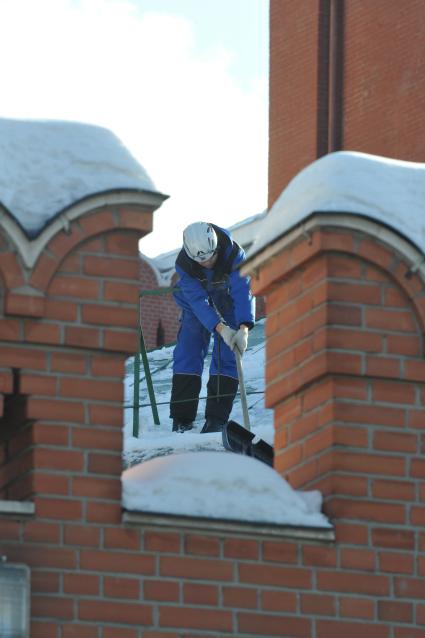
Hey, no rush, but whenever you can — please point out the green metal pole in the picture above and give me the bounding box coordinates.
[139,325,160,426]
[132,342,141,437]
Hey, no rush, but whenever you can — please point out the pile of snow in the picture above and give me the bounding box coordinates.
[122,451,331,528]
[0,118,160,236]
[248,151,425,260]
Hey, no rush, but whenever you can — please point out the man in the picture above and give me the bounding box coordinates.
[170,221,255,433]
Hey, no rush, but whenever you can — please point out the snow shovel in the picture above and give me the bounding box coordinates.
[222,348,274,467]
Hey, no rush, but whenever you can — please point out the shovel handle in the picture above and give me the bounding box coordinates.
[235,348,251,432]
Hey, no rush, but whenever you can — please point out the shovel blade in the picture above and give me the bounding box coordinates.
[222,420,274,467]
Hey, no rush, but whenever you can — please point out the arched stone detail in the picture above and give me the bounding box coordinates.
[250,215,425,340]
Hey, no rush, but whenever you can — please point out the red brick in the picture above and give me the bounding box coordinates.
[340,548,376,571]
[79,599,152,625]
[144,531,181,553]
[223,586,258,609]
[144,580,179,602]
[103,527,141,550]
[30,621,57,638]
[33,448,84,472]
[302,546,337,568]
[50,352,87,373]
[27,397,85,422]
[72,476,120,500]
[23,521,60,544]
[380,551,414,574]
[32,595,74,619]
[72,427,121,451]
[160,606,232,632]
[24,320,61,344]
[224,538,259,560]
[239,563,312,589]
[378,600,413,623]
[262,590,297,612]
[32,423,69,446]
[82,304,137,327]
[317,571,389,596]
[365,308,417,332]
[87,452,122,476]
[63,573,99,595]
[104,281,140,303]
[185,534,220,557]
[64,524,100,547]
[0,346,47,370]
[88,404,124,427]
[79,209,116,235]
[317,619,388,638]
[80,549,155,575]
[31,571,60,594]
[104,576,140,599]
[64,326,101,348]
[62,625,98,638]
[394,577,425,599]
[83,255,139,278]
[0,520,21,540]
[85,502,122,524]
[35,497,82,520]
[45,299,78,321]
[0,545,76,569]
[373,431,417,453]
[103,629,138,638]
[183,583,219,605]
[49,276,100,299]
[372,479,416,501]
[160,556,233,581]
[301,593,335,616]
[238,612,310,637]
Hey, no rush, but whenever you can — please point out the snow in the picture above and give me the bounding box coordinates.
[0,118,160,237]
[248,151,425,260]
[122,451,331,528]
[123,320,331,529]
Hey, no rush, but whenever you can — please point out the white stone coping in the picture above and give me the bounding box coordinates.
[122,510,335,542]
[0,189,167,270]
[0,501,35,517]
[241,211,425,283]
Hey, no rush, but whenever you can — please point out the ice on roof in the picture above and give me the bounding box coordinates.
[0,118,161,237]
[247,151,425,261]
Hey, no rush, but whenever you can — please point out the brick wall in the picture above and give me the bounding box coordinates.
[269,0,425,207]
[2,201,425,634]
[244,216,425,635]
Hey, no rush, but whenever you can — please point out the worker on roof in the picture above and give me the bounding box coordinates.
[170,221,255,433]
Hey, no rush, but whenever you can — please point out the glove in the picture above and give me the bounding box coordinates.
[218,325,236,348]
[230,325,249,356]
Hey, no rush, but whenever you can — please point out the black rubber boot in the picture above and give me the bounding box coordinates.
[172,419,193,433]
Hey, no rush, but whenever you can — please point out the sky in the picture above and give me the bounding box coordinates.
[0,0,269,257]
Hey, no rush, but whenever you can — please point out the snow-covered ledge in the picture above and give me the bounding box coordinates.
[244,151,425,274]
[0,500,35,517]
[121,452,334,542]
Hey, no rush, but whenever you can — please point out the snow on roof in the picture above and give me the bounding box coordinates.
[0,118,162,237]
[121,451,331,528]
[247,151,425,261]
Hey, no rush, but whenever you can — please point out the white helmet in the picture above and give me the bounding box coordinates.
[183,222,218,263]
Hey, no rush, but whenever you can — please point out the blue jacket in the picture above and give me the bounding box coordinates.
[174,225,255,332]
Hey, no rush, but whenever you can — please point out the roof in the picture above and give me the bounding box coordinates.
[246,151,425,262]
[0,118,165,237]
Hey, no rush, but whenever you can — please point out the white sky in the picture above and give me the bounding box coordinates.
[0,0,269,257]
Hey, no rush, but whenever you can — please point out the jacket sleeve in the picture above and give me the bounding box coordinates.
[229,246,256,329]
[176,265,222,332]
